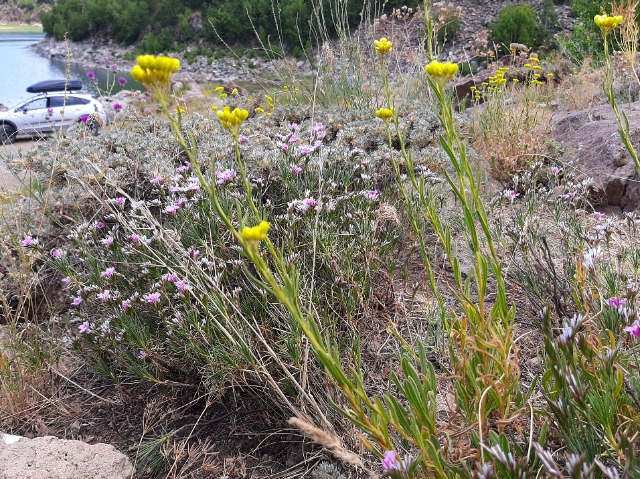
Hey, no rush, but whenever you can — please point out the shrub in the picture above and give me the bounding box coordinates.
[489,3,544,48]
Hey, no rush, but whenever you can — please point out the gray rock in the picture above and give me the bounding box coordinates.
[0,435,134,479]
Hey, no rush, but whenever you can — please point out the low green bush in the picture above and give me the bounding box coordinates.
[489,3,544,48]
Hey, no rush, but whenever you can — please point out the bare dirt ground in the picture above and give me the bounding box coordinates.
[0,139,35,192]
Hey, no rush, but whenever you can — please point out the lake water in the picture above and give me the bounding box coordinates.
[0,29,141,108]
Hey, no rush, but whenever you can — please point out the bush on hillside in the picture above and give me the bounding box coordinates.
[489,3,544,48]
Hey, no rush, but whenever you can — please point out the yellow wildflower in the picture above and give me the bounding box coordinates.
[211,105,219,111]
[220,93,228,99]
[524,63,532,68]
[217,106,249,138]
[130,55,180,96]
[241,221,270,242]
[424,60,459,86]
[532,65,541,70]
[529,56,540,62]
[283,85,289,90]
[231,88,238,95]
[595,14,623,36]
[547,73,554,78]
[513,78,519,83]
[255,107,265,114]
[375,107,394,123]
[374,37,393,57]
[214,86,225,92]
[176,108,186,114]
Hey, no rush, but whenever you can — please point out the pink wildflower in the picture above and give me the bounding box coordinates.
[144,292,161,304]
[121,299,132,310]
[96,289,111,301]
[101,236,114,246]
[51,248,62,258]
[78,321,91,333]
[624,321,640,337]
[130,234,139,244]
[291,164,303,174]
[20,236,38,247]
[101,267,116,278]
[72,296,83,306]
[382,451,401,474]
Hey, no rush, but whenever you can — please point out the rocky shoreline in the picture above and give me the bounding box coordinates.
[35,36,313,88]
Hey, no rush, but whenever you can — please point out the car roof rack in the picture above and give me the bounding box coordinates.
[26,80,83,93]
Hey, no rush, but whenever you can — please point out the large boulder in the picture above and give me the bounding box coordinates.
[553,102,640,212]
[0,435,134,479]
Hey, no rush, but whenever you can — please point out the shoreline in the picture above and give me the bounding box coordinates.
[34,37,313,89]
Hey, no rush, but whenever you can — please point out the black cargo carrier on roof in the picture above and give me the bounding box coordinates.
[26,80,83,93]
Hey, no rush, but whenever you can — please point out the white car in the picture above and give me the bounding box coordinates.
[0,80,108,144]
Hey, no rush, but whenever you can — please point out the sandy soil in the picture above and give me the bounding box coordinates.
[0,139,34,192]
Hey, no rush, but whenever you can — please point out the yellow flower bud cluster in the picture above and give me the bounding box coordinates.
[217,106,249,138]
[241,221,270,242]
[130,55,180,91]
[487,67,509,91]
[594,13,623,36]
[424,60,459,86]
[375,107,394,123]
[374,37,393,57]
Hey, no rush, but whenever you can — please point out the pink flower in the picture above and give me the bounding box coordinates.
[130,234,139,244]
[624,321,640,337]
[113,197,126,206]
[96,221,106,229]
[78,321,91,333]
[504,189,519,202]
[289,134,300,144]
[606,297,626,309]
[87,71,95,80]
[150,175,163,185]
[215,170,236,186]
[175,280,190,292]
[291,164,303,174]
[191,249,200,259]
[51,248,62,258]
[113,103,123,112]
[366,190,379,200]
[20,235,38,247]
[239,135,248,144]
[47,107,53,116]
[80,114,89,123]
[118,77,127,86]
[72,296,83,306]
[593,212,605,220]
[138,349,146,359]
[101,267,116,278]
[61,276,72,285]
[163,273,178,283]
[163,204,180,215]
[144,292,161,304]
[280,143,289,153]
[96,289,111,301]
[382,451,401,473]
[101,236,114,246]
[121,299,132,310]
[551,166,560,175]
[298,145,313,155]
[176,164,190,173]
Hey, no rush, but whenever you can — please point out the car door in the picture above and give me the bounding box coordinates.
[15,97,48,134]
[63,95,92,129]
[46,95,67,132]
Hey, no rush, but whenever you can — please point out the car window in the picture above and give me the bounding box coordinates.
[48,96,66,108]
[23,98,48,111]
[66,96,91,106]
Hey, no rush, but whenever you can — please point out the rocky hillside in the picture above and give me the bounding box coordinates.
[0,0,49,25]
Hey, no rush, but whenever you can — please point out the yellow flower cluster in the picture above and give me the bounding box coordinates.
[217,106,249,138]
[488,67,509,90]
[424,60,459,86]
[130,55,180,91]
[374,37,393,57]
[241,221,270,242]
[375,107,394,123]
[524,56,545,85]
[595,13,624,36]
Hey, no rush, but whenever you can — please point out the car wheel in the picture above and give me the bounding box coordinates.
[0,124,16,144]
[89,120,100,137]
